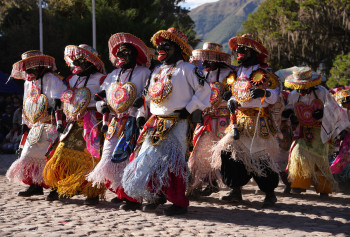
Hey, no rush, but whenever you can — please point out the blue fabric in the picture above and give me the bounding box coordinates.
[111,117,139,163]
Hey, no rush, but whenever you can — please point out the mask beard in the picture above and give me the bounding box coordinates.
[157,50,167,62]
[72,66,83,75]
[26,74,36,81]
[116,57,126,67]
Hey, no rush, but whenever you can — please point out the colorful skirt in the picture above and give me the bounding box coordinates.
[6,123,58,188]
[43,122,105,198]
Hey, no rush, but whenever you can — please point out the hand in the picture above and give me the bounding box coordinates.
[191,109,203,124]
[312,109,323,120]
[101,125,108,133]
[133,97,144,108]
[101,104,110,114]
[175,108,190,119]
[222,91,232,101]
[282,109,294,118]
[56,124,64,133]
[221,150,232,160]
[227,100,237,114]
[233,128,240,140]
[21,124,29,135]
[94,90,106,101]
[53,99,62,111]
[136,117,146,129]
[290,114,299,125]
[250,89,271,99]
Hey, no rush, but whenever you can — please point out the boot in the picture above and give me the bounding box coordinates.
[142,194,166,212]
[84,196,99,205]
[45,188,59,201]
[163,204,188,216]
[283,185,291,194]
[111,196,123,204]
[262,191,277,208]
[18,185,43,197]
[319,193,329,198]
[291,188,306,194]
[220,187,242,202]
[201,183,220,196]
[119,200,142,211]
[187,186,202,200]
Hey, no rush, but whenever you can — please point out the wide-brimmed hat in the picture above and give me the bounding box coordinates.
[332,86,350,104]
[109,33,150,67]
[191,42,231,65]
[284,66,322,89]
[10,50,57,80]
[228,34,268,63]
[64,44,105,73]
[151,27,193,61]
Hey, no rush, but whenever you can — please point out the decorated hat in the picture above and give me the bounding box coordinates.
[109,33,150,67]
[228,34,268,63]
[10,50,57,80]
[151,27,193,61]
[191,42,231,65]
[332,86,350,104]
[64,44,105,73]
[284,66,322,89]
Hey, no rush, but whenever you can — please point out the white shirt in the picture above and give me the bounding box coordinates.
[101,65,150,118]
[147,60,211,116]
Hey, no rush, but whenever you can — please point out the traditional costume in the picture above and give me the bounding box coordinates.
[284,67,350,195]
[122,28,211,215]
[211,34,281,206]
[6,50,65,196]
[43,44,106,204]
[86,33,150,210]
[187,42,233,197]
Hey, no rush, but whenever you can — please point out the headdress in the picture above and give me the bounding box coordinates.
[228,34,268,63]
[284,66,322,89]
[108,33,150,67]
[332,86,350,104]
[191,42,231,65]
[64,44,105,73]
[151,27,193,61]
[10,50,57,80]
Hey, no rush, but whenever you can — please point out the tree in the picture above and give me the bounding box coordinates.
[326,52,350,88]
[242,0,350,73]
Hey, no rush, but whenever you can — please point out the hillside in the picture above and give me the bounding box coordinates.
[190,0,264,53]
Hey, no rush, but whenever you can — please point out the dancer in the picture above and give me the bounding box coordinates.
[6,50,65,196]
[122,28,211,215]
[43,44,106,205]
[87,33,150,210]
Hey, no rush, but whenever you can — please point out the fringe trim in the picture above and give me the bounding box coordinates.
[284,77,321,90]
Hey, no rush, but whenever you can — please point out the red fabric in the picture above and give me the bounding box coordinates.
[21,165,49,189]
[99,75,107,86]
[105,180,139,203]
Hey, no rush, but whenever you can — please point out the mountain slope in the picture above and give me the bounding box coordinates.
[190,0,264,53]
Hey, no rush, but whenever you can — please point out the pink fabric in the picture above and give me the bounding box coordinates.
[83,111,100,158]
[330,133,350,174]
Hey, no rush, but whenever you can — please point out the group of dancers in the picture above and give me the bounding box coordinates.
[6,28,350,216]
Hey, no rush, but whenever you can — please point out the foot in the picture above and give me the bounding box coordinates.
[119,201,142,211]
[84,196,99,205]
[111,196,123,204]
[220,188,242,202]
[142,203,159,212]
[45,189,59,201]
[201,184,219,196]
[319,193,329,198]
[18,185,43,197]
[163,204,188,216]
[283,185,291,194]
[262,192,277,208]
[187,187,202,200]
[291,188,306,194]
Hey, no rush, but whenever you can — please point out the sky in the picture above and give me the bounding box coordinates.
[179,0,219,9]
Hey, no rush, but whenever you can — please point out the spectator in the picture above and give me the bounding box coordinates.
[12,107,22,126]
[1,123,21,153]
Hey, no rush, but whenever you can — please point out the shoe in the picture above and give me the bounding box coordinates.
[262,192,277,208]
[111,196,123,204]
[163,204,188,216]
[119,201,142,211]
[142,203,159,212]
[45,189,59,201]
[220,187,242,202]
[291,188,306,194]
[18,185,43,197]
[283,185,291,194]
[319,193,329,198]
[187,187,202,200]
[201,184,219,196]
[84,196,99,205]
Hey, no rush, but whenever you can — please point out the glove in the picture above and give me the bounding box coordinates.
[233,128,240,140]
[175,108,190,119]
[290,114,299,125]
[222,91,232,101]
[191,109,203,124]
[53,99,62,111]
[312,109,323,120]
[250,89,271,99]
[56,124,64,133]
[133,97,144,108]
[227,100,237,114]
[94,90,106,101]
[221,150,232,160]
[101,104,110,114]
[101,124,108,133]
[136,117,146,129]
[21,124,29,135]
[282,109,294,118]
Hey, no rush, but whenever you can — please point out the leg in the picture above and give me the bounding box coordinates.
[253,166,279,207]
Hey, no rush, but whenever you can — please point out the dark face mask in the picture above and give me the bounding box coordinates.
[156,40,182,65]
[25,67,46,81]
[116,43,138,69]
[296,88,312,96]
[72,58,97,76]
[202,60,219,71]
[236,46,259,67]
